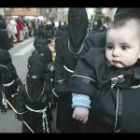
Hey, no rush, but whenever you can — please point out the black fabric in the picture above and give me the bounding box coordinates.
[27,59,45,102]
[0,31,13,50]
[0,64,13,84]
[28,50,53,84]
[55,44,89,95]
[68,8,88,53]
[0,15,6,29]
[55,30,68,55]
[36,45,52,68]
[0,63,22,85]
[0,50,22,85]
[70,48,140,95]
[0,63,22,109]
[0,49,12,64]
[33,37,52,69]
[16,82,52,133]
[114,8,140,21]
[28,61,44,77]
[28,51,43,68]
[17,51,53,132]
[69,47,140,132]
[34,37,47,50]
[55,8,108,132]
[0,16,13,50]
[54,8,90,132]
[84,31,107,50]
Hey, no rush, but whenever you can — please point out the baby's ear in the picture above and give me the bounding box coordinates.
[138,53,140,59]
[138,50,140,59]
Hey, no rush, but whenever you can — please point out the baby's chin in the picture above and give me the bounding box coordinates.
[111,62,126,69]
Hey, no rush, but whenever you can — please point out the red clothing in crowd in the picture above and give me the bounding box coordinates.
[17,20,24,30]
[16,24,20,42]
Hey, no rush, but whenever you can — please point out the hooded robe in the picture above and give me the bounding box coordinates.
[54,8,90,132]
[0,49,22,110]
[16,57,52,133]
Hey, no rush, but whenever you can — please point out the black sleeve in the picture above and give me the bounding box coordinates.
[7,63,22,85]
[54,52,67,96]
[16,85,26,115]
[44,81,53,99]
[69,48,105,97]
[55,32,68,55]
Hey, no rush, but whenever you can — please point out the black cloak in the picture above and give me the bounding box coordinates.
[16,60,52,133]
[54,8,90,132]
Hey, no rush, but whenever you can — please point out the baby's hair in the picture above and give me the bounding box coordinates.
[108,16,140,40]
[111,16,140,28]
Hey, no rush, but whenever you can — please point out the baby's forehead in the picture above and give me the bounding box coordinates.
[124,19,140,28]
[107,21,139,37]
[106,26,139,43]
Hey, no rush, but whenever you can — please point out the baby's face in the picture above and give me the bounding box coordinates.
[105,22,140,68]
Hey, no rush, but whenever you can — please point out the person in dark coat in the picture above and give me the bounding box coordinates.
[69,9,140,133]
[0,15,13,50]
[16,55,52,133]
[55,23,68,54]
[53,8,91,133]
[34,25,53,67]
[0,49,22,112]
[35,44,52,70]
[85,30,106,50]
[33,34,56,107]
[94,18,107,32]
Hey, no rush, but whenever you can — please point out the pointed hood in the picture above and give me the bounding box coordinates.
[68,8,89,54]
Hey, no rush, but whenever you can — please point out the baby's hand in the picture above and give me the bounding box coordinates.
[72,106,89,124]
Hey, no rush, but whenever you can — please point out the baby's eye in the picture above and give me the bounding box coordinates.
[121,46,129,50]
[106,45,113,49]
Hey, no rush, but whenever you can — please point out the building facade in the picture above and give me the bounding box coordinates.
[10,8,40,16]
[1,8,40,16]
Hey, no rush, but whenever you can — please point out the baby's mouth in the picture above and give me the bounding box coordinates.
[112,60,125,67]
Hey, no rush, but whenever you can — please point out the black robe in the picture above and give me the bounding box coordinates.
[54,8,108,133]
[0,50,22,110]
[69,48,140,133]
[16,81,52,133]
[16,56,53,133]
[54,8,92,133]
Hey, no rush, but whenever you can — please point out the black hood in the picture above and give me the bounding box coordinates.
[68,8,89,54]
[0,49,12,64]
[36,44,52,67]
[28,64,44,79]
[28,51,43,69]
[114,8,140,21]
[26,61,45,102]
[27,60,45,80]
